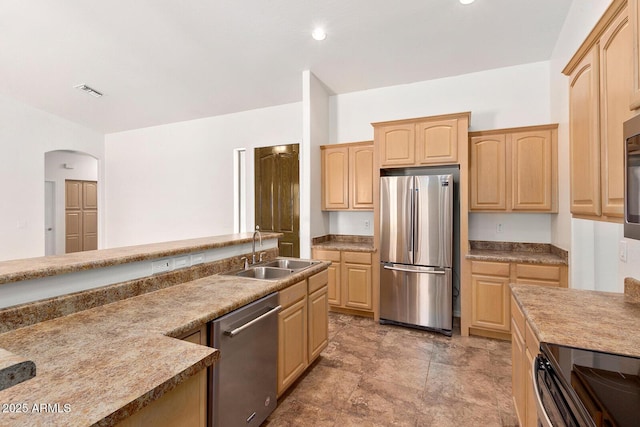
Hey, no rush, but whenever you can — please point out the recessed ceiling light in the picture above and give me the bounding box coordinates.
[459,0,475,4]
[74,84,103,98]
[312,28,326,41]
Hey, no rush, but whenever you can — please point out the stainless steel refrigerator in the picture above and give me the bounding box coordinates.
[379,174,453,335]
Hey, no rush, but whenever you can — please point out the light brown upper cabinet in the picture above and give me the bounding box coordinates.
[469,134,507,210]
[469,125,558,213]
[568,46,601,217]
[373,112,470,168]
[321,141,374,211]
[564,0,632,222]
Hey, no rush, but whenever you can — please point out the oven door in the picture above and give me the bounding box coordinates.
[533,354,593,427]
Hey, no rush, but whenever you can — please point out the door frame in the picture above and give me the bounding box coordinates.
[45,180,56,256]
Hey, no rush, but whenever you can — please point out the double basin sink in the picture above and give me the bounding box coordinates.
[226,258,318,280]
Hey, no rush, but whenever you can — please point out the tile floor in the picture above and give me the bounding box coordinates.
[263,313,518,427]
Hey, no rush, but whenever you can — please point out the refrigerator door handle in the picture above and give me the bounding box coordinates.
[409,182,415,264]
[383,265,445,275]
[413,183,418,264]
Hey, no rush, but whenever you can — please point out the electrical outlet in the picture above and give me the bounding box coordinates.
[619,241,628,263]
[364,220,370,230]
[152,259,173,274]
[496,223,503,233]
[174,256,190,269]
[191,253,205,265]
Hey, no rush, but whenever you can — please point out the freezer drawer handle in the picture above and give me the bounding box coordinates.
[383,265,445,275]
[224,305,281,337]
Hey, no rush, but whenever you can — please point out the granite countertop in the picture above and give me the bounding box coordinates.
[0,232,282,286]
[467,241,568,265]
[511,284,640,357]
[0,261,329,426]
[311,235,375,253]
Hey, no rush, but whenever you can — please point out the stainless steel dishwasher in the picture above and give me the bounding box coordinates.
[210,292,280,427]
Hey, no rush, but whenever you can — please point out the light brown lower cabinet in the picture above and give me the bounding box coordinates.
[277,270,329,397]
[511,295,540,427]
[470,260,567,340]
[116,326,208,427]
[278,280,308,395]
[308,271,329,362]
[312,249,373,316]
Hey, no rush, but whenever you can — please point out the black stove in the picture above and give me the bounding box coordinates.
[535,342,640,427]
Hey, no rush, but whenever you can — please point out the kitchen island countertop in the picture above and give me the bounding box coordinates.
[511,284,640,357]
[0,260,329,426]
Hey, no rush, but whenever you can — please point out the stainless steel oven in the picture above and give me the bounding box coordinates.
[624,115,640,240]
[534,343,640,427]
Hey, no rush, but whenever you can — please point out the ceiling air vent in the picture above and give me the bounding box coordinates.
[74,84,103,98]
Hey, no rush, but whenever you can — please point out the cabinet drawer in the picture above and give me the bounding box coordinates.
[511,295,525,335]
[471,261,510,277]
[279,280,306,309]
[343,251,372,264]
[308,269,329,294]
[514,278,560,287]
[313,249,341,262]
[515,264,561,281]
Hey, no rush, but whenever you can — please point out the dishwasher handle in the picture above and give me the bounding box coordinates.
[224,305,281,337]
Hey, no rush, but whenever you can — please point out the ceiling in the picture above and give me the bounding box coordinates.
[0,0,573,133]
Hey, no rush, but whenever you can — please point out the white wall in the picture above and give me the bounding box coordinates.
[0,93,104,261]
[330,211,374,236]
[104,102,301,248]
[329,61,553,238]
[548,0,640,291]
[44,151,99,255]
[302,71,331,257]
[469,213,551,243]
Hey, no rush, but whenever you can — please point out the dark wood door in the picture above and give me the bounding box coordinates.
[255,144,300,257]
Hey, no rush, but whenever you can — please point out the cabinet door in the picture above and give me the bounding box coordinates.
[342,262,372,310]
[569,46,602,216]
[349,144,374,210]
[326,262,341,306]
[377,123,415,167]
[321,146,349,210]
[510,130,554,211]
[511,319,526,427]
[415,118,458,165]
[308,286,329,363]
[312,249,341,306]
[277,298,308,396]
[525,322,540,427]
[471,274,510,332]
[600,6,632,218]
[470,134,507,210]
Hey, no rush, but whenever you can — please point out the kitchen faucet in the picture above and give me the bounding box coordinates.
[252,226,262,264]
